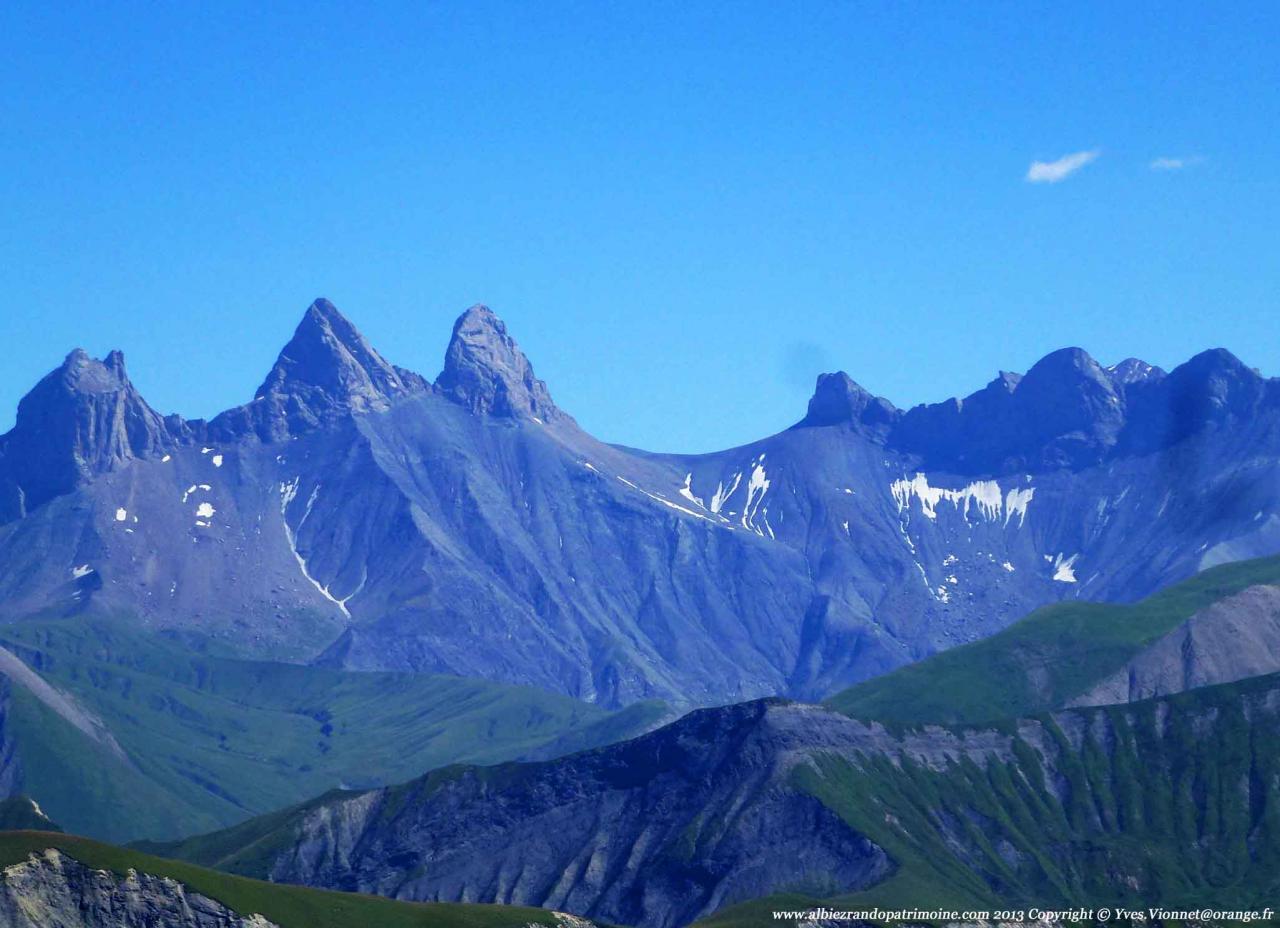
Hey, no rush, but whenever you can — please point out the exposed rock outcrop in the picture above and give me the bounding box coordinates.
[211,298,429,441]
[0,849,277,927]
[436,304,563,422]
[0,349,183,524]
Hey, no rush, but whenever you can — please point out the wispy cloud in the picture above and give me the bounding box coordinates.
[1026,149,1100,184]
[1150,155,1203,171]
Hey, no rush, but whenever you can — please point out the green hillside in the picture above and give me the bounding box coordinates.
[827,554,1280,725]
[0,831,571,928]
[708,672,1280,927]
[0,617,666,842]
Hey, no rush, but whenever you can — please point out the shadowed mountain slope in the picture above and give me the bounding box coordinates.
[151,668,1280,928]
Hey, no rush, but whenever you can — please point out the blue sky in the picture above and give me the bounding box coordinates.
[2,2,1277,452]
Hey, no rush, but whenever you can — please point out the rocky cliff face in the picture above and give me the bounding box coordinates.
[0,849,277,928]
[436,305,563,422]
[0,349,184,523]
[210,298,429,443]
[0,300,1277,707]
[161,674,1280,927]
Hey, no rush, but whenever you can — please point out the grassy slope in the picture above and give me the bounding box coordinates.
[0,617,666,843]
[703,672,1280,927]
[827,554,1280,725]
[0,831,567,928]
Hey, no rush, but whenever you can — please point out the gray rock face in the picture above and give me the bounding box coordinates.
[0,349,183,523]
[0,849,277,928]
[436,304,562,421]
[0,300,1278,708]
[211,298,430,442]
[1069,584,1280,706]
[796,372,896,434]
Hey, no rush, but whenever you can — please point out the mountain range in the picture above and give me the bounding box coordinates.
[1,299,1278,712]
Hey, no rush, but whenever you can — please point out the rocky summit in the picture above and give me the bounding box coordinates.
[0,299,1277,708]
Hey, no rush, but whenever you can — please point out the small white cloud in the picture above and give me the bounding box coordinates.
[1026,149,1100,183]
[1150,155,1203,171]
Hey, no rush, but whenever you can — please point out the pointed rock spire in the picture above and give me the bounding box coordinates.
[0,349,178,522]
[795,372,898,433]
[436,305,562,421]
[257,298,426,408]
[215,299,428,441]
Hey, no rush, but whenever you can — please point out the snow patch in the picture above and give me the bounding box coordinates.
[890,473,1021,524]
[114,508,127,522]
[1051,553,1079,583]
[278,478,355,617]
[212,454,224,468]
[616,475,720,525]
[709,472,742,514]
[71,565,93,579]
[739,456,772,537]
[195,502,216,519]
[1003,487,1035,527]
[678,473,706,509]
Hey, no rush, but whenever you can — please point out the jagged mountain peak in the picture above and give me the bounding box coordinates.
[39,347,131,396]
[795,371,899,433]
[256,298,424,404]
[1,347,177,522]
[15,348,158,432]
[436,304,562,421]
[217,298,428,441]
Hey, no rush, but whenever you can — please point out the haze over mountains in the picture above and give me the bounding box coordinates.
[1,299,1277,710]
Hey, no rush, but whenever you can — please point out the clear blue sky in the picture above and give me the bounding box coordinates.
[2,3,1277,452]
